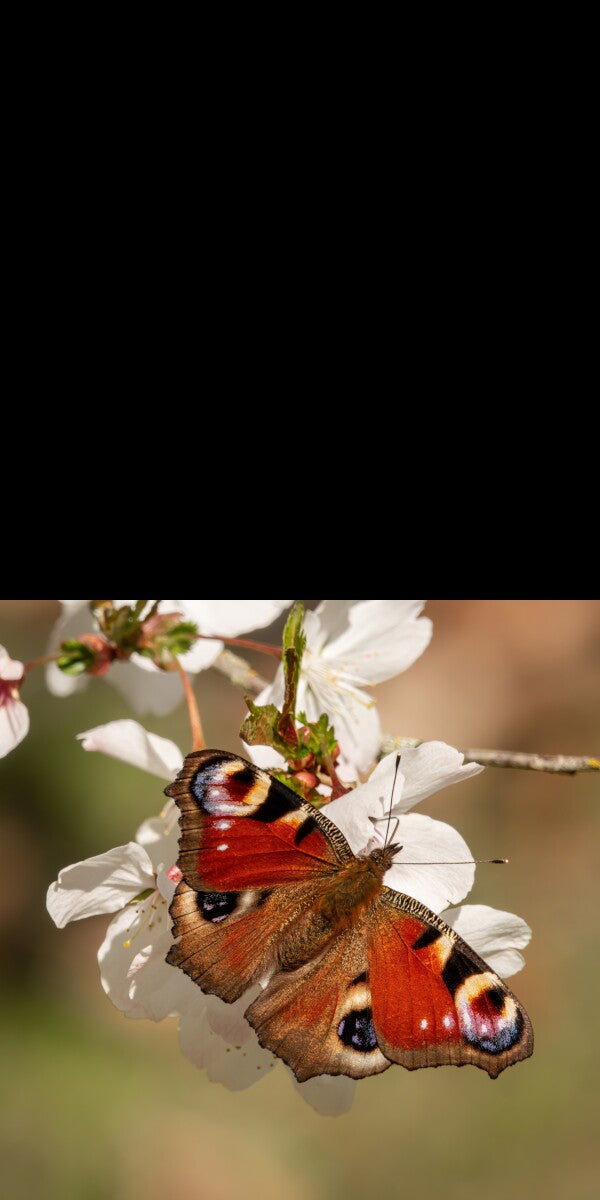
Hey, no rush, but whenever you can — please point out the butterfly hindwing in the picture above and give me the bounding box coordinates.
[367,889,533,1078]
[167,875,330,1002]
[245,921,390,1081]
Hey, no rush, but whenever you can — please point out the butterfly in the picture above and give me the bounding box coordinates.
[166,750,533,1082]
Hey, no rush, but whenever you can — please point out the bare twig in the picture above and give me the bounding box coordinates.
[461,749,600,774]
[214,649,268,695]
[381,736,600,776]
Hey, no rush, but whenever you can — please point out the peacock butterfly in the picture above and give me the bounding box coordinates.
[165,750,533,1081]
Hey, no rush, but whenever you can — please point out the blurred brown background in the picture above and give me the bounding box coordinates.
[1,600,599,1200]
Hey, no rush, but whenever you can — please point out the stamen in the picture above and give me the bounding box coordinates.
[123,888,166,948]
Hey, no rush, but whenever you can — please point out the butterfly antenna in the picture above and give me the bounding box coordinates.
[383,755,402,849]
[399,858,509,865]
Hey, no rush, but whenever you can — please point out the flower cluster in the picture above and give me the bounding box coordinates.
[3,600,532,1116]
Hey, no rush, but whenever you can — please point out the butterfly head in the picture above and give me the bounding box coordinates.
[368,843,402,872]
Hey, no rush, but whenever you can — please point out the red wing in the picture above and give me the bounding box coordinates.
[368,889,533,1078]
[166,749,354,892]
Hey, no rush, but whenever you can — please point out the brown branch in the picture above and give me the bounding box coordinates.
[381,736,600,776]
[462,749,600,774]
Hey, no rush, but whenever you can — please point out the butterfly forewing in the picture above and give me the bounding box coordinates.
[167,749,352,893]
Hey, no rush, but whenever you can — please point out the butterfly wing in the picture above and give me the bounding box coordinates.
[166,750,354,1001]
[246,892,533,1082]
[245,920,390,1081]
[367,889,533,1078]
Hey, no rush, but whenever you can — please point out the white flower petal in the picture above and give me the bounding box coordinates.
[46,843,154,928]
[0,698,29,758]
[307,601,354,650]
[126,935,195,1021]
[443,904,532,978]
[344,746,483,823]
[181,600,291,638]
[178,1007,275,1089]
[77,719,183,780]
[108,658,185,716]
[0,644,25,680]
[45,601,91,697]
[243,741,286,770]
[292,1074,357,1116]
[384,813,475,912]
[324,790,377,855]
[395,742,484,810]
[155,864,179,904]
[319,599,433,682]
[298,675,383,776]
[98,891,195,1020]
[97,907,146,1014]
[324,754,402,847]
[136,809,180,875]
[203,991,257,1044]
[177,639,224,673]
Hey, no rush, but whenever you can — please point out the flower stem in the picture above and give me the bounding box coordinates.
[175,659,205,751]
[195,633,282,660]
[24,653,59,673]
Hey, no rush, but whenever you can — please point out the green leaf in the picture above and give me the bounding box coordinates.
[297,711,339,759]
[278,601,306,743]
[240,699,300,759]
[282,601,307,660]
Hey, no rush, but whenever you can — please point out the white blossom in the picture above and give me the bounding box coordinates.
[0,644,29,758]
[255,600,432,775]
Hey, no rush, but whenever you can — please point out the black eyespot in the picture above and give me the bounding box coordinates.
[337,1009,378,1052]
[197,892,238,922]
[350,972,367,986]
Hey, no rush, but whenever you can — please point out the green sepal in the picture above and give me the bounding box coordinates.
[56,639,97,676]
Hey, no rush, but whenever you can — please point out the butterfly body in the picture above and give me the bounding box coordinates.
[166,750,533,1082]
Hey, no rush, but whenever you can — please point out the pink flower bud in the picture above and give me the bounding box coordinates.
[80,634,114,677]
